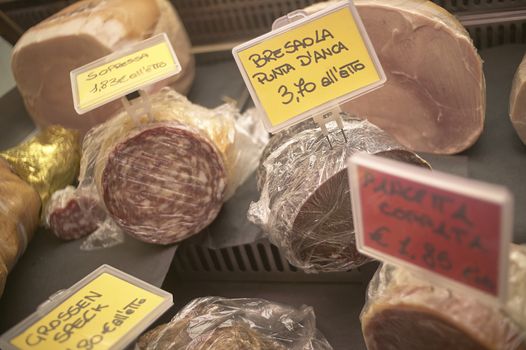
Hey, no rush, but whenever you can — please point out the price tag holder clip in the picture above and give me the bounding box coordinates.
[121,89,153,124]
[312,106,348,149]
[272,10,308,30]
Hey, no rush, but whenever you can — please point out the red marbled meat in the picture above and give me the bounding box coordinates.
[101,122,227,244]
[47,186,106,240]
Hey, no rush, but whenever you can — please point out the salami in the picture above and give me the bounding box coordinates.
[305,0,485,154]
[46,186,106,240]
[249,118,429,273]
[53,88,266,246]
[361,245,526,350]
[65,88,241,245]
[100,122,226,244]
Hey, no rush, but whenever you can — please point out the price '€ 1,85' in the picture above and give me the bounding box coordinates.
[233,2,385,132]
[348,153,513,303]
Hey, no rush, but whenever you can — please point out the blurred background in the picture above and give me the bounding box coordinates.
[0,37,14,96]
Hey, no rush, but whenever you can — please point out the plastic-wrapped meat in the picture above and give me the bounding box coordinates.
[65,87,259,245]
[135,297,332,350]
[45,186,106,240]
[361,245,526,350]
[41,88,267,246]
[81,89,233,244]
[249,118,430,273]
[138,322,284,350]
[305,0,485,154]
[510,53,526,144]
[11,0,195,135]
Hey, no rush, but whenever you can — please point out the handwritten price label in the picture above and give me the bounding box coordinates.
[0,266,172,350]
[348,153,513,304]
[71,33,181,114]
[233,1,385,133]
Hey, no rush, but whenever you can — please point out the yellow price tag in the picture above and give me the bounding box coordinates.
[233,1,385,133]
[1,266,172,350]
[71,33,181,114]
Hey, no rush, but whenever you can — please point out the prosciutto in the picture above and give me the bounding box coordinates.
[306,0,485,154]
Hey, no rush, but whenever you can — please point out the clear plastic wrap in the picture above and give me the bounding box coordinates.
[305,0,485,154]
[45,88,266,247]
[135,297,333,350]
[361,244,526,350]
[225,108,269,200]
[0,158,41,296]
[249,118,429,273]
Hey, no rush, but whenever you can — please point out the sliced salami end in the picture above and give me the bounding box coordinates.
[46,187,106,240]
[101,123,227,245]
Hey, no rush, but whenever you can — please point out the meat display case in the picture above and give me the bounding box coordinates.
[0,1,526,349]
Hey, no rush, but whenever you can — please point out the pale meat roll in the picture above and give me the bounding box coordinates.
[11,0,195,135]
[305,0,485,154]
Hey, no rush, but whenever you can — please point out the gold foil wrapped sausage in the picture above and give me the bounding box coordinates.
[0,126,81,207]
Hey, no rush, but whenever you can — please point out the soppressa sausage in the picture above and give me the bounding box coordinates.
[101,122,226,244]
